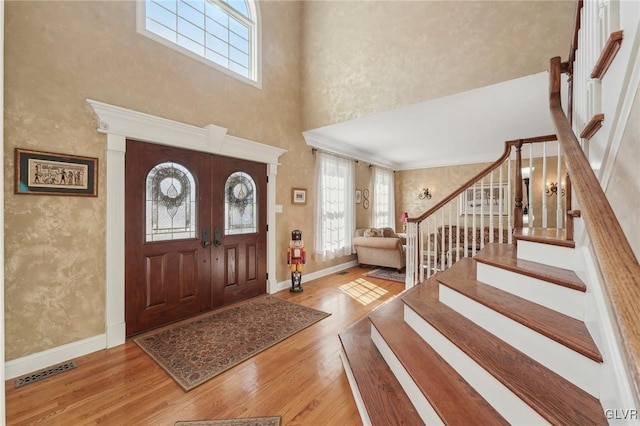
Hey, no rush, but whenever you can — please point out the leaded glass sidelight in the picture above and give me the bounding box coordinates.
[146,162,196,242]
[224,171,257,235]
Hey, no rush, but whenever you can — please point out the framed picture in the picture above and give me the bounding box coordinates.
[363,199,370,209]
[363,189,370,199]
[291,188,307,205]
[355,189,362,204]
[15,148,98,197]
[458,182,506,216]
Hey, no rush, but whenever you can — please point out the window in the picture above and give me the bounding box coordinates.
[146,162,196,242]
[224,171,257,235]
[138,0,260,85]
[315,152,355,261]
[371,166,395,229]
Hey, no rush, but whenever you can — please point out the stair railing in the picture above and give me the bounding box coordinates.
[405,134,564,287]
[549,55,640,400]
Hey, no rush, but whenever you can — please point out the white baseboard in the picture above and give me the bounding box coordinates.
[7,260,359,380]
[5,334,107,380]
[271,260,358,293]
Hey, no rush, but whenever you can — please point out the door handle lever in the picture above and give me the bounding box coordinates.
[202,227,212,248]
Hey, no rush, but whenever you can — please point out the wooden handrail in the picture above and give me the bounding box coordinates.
[549,56,640,394]
[407,134,557,223]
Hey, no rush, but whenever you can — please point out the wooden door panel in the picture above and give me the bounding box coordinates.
[178,249,198,300]
[125,140,212,336]
[145,254,167,308]
[246,243,257,281]
[210,156,267,307]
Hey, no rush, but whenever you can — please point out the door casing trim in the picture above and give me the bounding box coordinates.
[87,99,286,348]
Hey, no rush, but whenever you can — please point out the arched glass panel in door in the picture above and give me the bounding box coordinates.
[145,162,197,242]
[224,171,257,235]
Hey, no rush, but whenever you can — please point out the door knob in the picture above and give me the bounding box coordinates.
[213,226,222,247]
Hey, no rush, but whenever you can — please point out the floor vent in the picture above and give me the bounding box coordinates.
[15,361,77,388]
[336,271,348,275]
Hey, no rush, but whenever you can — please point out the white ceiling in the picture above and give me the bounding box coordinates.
[302,72,559,170]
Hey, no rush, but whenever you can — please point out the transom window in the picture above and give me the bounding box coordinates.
[138,0,259,85]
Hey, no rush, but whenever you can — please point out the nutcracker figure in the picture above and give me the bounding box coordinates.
[287,229,306,292]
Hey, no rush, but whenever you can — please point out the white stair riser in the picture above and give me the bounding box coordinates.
[370,325,444,425]
[404,305,551,425]
[339,348,373,426]
[439,285,600,397]
[476,262,584,320]
[517,240,576,269]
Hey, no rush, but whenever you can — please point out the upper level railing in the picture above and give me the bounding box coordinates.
[404,134,564,286]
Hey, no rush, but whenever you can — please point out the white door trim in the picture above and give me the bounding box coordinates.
[87,99,286,347]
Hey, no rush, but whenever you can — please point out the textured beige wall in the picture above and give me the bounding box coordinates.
[606,86,640,259]
[4,0,312,360]
[302,0,575,130]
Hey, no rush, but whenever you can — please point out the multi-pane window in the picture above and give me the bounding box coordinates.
[146,162,197,242]
[314,152,355,261]
[372,166,395,229]
[139,0,258,83]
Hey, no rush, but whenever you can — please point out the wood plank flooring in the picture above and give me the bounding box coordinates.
[5,267,405,426]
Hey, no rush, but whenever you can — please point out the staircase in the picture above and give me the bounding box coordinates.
[339,228,608,425]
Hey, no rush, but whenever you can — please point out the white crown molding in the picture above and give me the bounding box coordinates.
[87,99,286,164]
[302,130,399,170]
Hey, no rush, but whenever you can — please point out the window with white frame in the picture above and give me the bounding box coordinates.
[138,0,259,85]
[314,151,355,261]
[371,166,395,230]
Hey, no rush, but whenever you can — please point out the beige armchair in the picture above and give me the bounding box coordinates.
[353,228,406,271]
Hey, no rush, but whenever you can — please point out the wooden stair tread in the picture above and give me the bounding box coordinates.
[475,243,586,292]
[402,282,607,426]
[369,296,509,425]
[437,258,602,362]
[338,312,424,425]
[514,227,576,248]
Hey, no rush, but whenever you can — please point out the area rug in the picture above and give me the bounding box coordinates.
[363,268,406,283]
[135,296,330,391]
[175,417,281,426]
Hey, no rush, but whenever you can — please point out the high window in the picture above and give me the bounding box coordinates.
[138,0,260,85]
[314,152,355,261]
[371,166,395,229]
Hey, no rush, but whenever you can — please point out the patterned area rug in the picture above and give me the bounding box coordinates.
[363,268,406,283]
[175,417,281,426]
[135,296,330,391]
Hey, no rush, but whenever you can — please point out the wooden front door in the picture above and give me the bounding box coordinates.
[125,140,267,336]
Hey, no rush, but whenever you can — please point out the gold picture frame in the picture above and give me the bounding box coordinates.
[291,188,307,205]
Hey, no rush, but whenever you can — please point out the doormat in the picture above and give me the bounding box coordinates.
[175,417,281,426]
[363,268,406,283]
[135,296,330,391]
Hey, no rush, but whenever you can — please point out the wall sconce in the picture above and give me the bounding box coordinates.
[546,182,565,197]
[418,188,432,200]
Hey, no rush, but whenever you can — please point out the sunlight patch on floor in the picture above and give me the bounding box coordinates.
[338,278,389,305]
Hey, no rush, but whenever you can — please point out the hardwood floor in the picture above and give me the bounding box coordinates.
[5,267,405,426]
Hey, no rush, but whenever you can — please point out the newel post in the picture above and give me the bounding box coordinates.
[514,141,524,228]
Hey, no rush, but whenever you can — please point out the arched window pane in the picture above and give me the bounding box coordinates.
[224,172,257,235]
[146,162,197,242]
